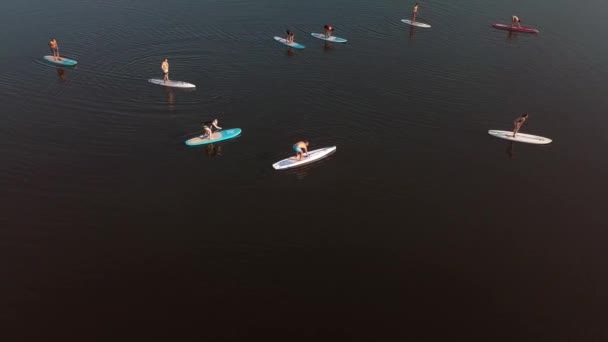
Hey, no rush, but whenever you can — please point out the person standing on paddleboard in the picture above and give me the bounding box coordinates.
[412,3,419,22]
[512,113,528,137]
[511,15,522,28]
[49,38,60,61]
[202,119,222,140]
[293,141,309,161]
[324,24,334,37]
[162,58,169,82]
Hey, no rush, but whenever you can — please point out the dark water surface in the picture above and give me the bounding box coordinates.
[2,0,607,340]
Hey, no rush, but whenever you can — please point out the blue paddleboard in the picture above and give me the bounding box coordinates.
[273,37,305,49]
[185,128,242,146]
[43,55,78,66]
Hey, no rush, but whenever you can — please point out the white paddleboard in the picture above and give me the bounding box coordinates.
[488,130,552,145]
[273,146,336,170]
[148,79,196,89]
[401,19,431,28]
[310,33,348,43]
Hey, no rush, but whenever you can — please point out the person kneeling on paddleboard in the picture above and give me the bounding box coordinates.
[286,30,295,43]
[513,113,528,137]
[412,3,419,22]
[511,15,522,28]
[202,119,222,139]
[162,58,170,82]
[324,24,334,37]
[293,141,309,161]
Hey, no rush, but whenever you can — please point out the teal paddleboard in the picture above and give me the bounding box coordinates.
[185,128,242,146]
[273,37,305,49]
[43,55,78,66]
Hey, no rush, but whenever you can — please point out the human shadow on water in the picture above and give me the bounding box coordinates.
[205,144,223,157]
[505,31,518,43]
[505,141,515,160]
[276,153,337,180]
[408,25,416,42]
[165,87,175,111]
[286,47,296,56]
[56,67,66,81]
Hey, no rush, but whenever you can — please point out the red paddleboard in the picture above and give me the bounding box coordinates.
[492,23,539,34]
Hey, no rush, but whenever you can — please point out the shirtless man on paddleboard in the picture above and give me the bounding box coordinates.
[293,141,309,161]
[49,38,60,61]
[412,3,419,22]
[162,58,169,82]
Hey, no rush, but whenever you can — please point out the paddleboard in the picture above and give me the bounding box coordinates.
[43,56,78,66]
[272,146,336,170]
[273,37,305,49]
[401,19,431,28]
[185,128,242,146]
[488,130,552,144]
[492,23,539,34]
[310,33,348,43]
[148,79,196,89]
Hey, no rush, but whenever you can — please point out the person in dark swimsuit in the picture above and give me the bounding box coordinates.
[202,119,222,139]
[324,24,334,37]
[286,30,295,43]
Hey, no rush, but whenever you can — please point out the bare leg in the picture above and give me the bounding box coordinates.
[513,125,520,137]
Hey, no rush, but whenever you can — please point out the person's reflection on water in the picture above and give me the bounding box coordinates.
[292,165,311,180]
[205,144,222,157]
[408,25,416,42]
[165,87,175,111]
[506,141,515,160]
[506,30,516,42]
[56,67,66,81]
